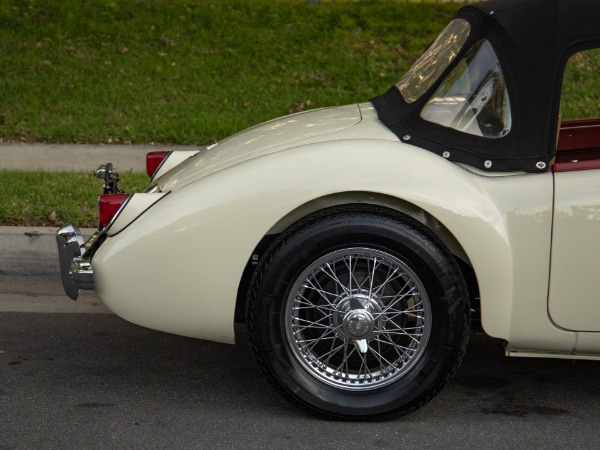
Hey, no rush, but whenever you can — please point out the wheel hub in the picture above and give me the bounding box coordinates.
[332,294,383,341]
[343,309,374,339]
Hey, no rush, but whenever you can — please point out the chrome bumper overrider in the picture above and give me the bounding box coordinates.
[56,225,100,300]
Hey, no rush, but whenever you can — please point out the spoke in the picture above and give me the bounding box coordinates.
[379,298,423,315]
[382,325,425,332]
[332,341,348,380]
[334,341,357,380]
[330,257,345,299]
[343,255,372,293]
[376,333,385,375]
[378,302,424,321]
[293,316,336,333]
[374,328,421,344]
[344,255,360,294]
[380,287,418,314]
[373,336,417,361]
[295,324,337,333]
[356,348,370,380]
[311,274,342,306]
[293,297,337,317]
[305,328,337,354]
[367,256,379,299]
[296,334,337,345]
[294,314,331,327]
[382,311,424,322]
[320,263,351,297]
[295,323,335,334]
[319,338,346,368]
[379,282,415,301]
[369,344,396,373]
[385,315,425,335]
[293,303,337,314]
[372,266,405,298]
[355,259,371,291]
[332,259,341,298]
[343,343,354,377]
[302,279,340,307]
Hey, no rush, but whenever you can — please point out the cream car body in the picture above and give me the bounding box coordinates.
[56,0,600,419]
[95,103,579,357]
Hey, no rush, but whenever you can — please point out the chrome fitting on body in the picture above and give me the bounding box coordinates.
[96,162,124,194]
[56,225,97,300]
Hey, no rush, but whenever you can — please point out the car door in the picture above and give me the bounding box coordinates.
[549,47,600,332]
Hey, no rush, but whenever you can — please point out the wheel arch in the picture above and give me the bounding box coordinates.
[235,192,479,324]
[267,192,471,264]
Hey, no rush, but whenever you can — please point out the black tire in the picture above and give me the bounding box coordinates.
[246,206,470,420]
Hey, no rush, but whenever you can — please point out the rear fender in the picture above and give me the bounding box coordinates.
[92,140,572,350]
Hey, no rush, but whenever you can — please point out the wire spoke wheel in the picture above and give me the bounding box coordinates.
[285,248,432,390]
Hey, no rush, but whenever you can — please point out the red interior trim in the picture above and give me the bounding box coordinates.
[554,118,600,172]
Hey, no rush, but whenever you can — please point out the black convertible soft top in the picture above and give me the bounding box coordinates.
[371,0,600,172]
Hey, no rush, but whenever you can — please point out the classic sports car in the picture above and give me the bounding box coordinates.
[57,0,600,420]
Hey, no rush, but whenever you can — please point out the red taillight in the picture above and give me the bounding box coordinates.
[146,151,170,178]
[98,193,129,228]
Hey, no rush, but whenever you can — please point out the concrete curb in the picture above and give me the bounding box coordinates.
[0,226,95,276]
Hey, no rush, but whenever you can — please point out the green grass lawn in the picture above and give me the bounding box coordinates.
[0,0,460,145]
[1,0,463,226]
[2,0,599,227]
[0,171,149,227]
[561,48,600,120]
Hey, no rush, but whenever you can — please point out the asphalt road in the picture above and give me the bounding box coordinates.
[2,275,600,449]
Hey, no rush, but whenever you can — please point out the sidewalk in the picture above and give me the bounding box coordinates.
[1,142,197,172]
[1,142,197,277]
